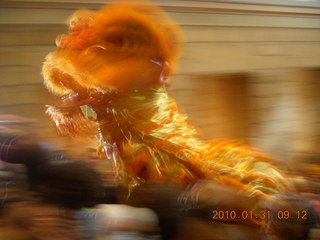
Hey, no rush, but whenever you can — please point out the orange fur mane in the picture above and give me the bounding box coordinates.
[42,0,182,95]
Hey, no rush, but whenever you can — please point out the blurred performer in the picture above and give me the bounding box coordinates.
[0,115,106,240]
[43,0,288,219]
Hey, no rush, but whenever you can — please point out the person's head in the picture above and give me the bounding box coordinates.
[34,161,104,209]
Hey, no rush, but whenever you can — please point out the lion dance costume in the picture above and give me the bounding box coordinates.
[43,0,287,207]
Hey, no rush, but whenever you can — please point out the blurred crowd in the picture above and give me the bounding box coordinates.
[0,115,319,240]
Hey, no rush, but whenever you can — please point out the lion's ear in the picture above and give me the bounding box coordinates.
[66,9,95,32]
[159,61,171,87]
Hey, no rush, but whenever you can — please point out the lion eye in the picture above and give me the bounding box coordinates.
[105,36,124,47]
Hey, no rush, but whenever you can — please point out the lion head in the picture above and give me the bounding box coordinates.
[42,0,182,96]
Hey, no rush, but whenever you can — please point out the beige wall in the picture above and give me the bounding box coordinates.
[0,0,320,160]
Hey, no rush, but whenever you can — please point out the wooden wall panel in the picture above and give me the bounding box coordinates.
[0,84,44,106]
[0,46,55,67]
[1,7,320,28]
[170,74,249,140]
[0,66,44,85]
[178,43,320,74]
[183,27,320,43]
[0,103,46,117]
[0,26,66,46]
[0,8,73,25]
